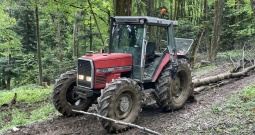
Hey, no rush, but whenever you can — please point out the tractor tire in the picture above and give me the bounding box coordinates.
[155,60,192,111]
[97,78,141,133]
[52,70,93,116]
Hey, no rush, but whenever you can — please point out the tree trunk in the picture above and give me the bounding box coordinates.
[88,0,104,45]
[210,0,225,61]
[6,77,11,90]
[148,0,154,40]
[56,7,63,62]
[136,0,142,16]
[251,0,255,13]
[204,0,211,60]
[72,11,77,59]
[35,3,43,86]
[89,16,92,51]
[1,79,6,89]
[115,0,132,16]
[169,0,173,19]
[189,26,205,68]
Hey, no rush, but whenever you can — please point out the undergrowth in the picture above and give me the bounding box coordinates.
[166,83,255,134]
[0,84,58,132]
[209,83,255,134]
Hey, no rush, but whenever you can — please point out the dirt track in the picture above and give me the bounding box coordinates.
[2,65,255,135]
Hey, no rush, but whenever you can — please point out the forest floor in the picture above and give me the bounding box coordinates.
[1,63,255,135]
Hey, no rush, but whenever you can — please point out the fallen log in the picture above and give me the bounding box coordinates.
[194,82,224,93]
[193,64,255,87]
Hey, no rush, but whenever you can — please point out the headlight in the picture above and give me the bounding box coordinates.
[85,76,91,82]
[78,75,84,80]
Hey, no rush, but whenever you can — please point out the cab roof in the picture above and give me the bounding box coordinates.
[113,16,178,27]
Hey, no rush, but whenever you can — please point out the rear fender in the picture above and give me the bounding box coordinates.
[152,53,170,82]
[152,53,189,82]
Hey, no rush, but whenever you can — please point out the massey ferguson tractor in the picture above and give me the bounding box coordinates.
[52,16,194,132]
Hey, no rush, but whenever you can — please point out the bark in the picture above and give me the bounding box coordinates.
[56,10,63,62]
[84,16,87,53]
[72,11,77,59]
[193,64,255,87]
[148,0,154,40]
[89,16,92,51]
[169,0,173,19]
[77,25,80,57]
[210,0,225,61]
[114,0,132,16]
[194,82,224,93]
[35,3,43,86]
[6,78,11,90]
[136,0,142,16]
[251,0,255,13]
[204,0,211,60]
[174,0,177,20]
[188,26,205,68]
[1,79,6,89]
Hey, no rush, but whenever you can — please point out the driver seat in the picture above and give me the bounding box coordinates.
[146,42,156,64]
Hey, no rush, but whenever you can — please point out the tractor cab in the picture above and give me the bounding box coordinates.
[108,16,193,82]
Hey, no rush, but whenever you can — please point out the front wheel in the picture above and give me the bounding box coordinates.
[97,78,141,133]
[52,70,93,116]
[155,61,192,111]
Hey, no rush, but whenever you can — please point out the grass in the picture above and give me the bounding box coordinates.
[0,84,52,104]
[209,83,255,134]
[167,83,255,134]
[193,64,217,76]
[0,84,59,132]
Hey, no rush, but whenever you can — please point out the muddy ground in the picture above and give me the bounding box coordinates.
[1,64,255,135]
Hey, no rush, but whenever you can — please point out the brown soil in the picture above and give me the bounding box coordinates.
[1,66,255,135]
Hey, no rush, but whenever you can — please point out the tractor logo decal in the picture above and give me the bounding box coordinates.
[96,66,132,73]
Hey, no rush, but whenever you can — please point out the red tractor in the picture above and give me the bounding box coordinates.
[52,16,194,132]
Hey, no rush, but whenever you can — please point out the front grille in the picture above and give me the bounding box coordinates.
[77,59,93,88]
[96,76,106,85]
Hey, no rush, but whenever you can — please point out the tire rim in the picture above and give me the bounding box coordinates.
[172,76,181,97]
[171,70,188,103]
[66,82,81,106]
[115,91,134,120]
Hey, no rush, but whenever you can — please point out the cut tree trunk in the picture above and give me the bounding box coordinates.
[193,64,255,87]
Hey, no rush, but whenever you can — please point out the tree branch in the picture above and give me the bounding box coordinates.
[72,110,162,135]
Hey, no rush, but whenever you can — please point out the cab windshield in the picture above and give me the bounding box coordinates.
[111,24,144,65]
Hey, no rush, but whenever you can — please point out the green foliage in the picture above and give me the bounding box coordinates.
[175,19,199,39]
[0,104,56,132]
[0,0,254,88]
[0,85,57,132]
[240,83,255,102]
[208,83,255,133]
[0,84,51,104]
[193,65,217,76]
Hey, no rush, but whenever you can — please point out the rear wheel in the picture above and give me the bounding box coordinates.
[155,60,192,111]
[97,78,141,132]
[52,70,93,116]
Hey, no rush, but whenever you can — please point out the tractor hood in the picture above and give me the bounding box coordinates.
[79,53,132,69]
